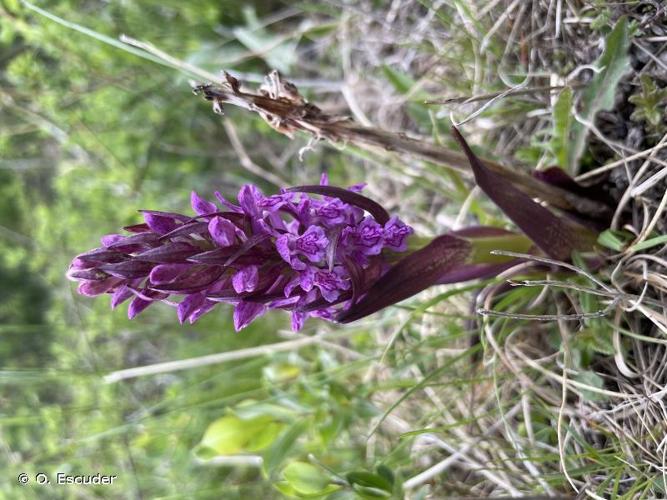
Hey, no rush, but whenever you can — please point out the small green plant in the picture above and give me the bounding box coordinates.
[629,74,667,134]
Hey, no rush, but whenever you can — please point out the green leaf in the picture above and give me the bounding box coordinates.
[550,87,573,168]
[196,415,282,457]
[569,17,631,173]
[574,370,606,402]
[346,471,393,492]
[283,461,332,495]
[650,475,667,495]
[324,492,357,500]
[597,229,630,251]
[262,420,309,476]
[572,327,614,357]
[233,400,300,420]
[381,66,416,95]
[630,234,667,252]
[351,484,392,498]
[375,465,395,487]
[275,480,340,499]
[318,413,344,445]
[274,480,300,498]
[629,74,667,131]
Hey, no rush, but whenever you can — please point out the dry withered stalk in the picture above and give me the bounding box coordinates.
[193,71,610,222]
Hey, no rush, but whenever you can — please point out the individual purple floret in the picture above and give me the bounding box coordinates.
[67,177,413,331]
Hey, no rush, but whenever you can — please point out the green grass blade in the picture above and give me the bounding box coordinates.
[568,17,631,173]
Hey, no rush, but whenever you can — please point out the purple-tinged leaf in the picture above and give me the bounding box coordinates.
[238,184,262,217]
[450,226,516,238]
[296,291,352,313]
[342,257,363,306]
[287,185,390,225]
[76,248,128,264]
[111,285,134,309]
[337,234,471,323]
[67,269,109,281]
[123,223,151,233]
[205,288,243,301]
[533,166,613,227]
[232,265,259,293]
[148,266,224,293]
[143,212,179,235]
[128,296,152,319]
[98,260,153,279]
[188,299,216,324]
[134,242,200,263]
[78,277,122,296]
[106,232,160,252]
[187,247,238,265]
[326,227,342,271]
[215,191,242,212]
[191,211,248,226]
[101,234,125,247]
[139,210,191,222]
[291,311,306,331]
[157,221,209,241]
[451,127,597,261]
[224,233,271,266]
[149,263,192,285]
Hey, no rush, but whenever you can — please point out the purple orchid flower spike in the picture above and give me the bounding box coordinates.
[67,179,414,331]
[69,164,572,328]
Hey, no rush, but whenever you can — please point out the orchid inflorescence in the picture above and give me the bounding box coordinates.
[67,176,414,331]
[68,85,612,331]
